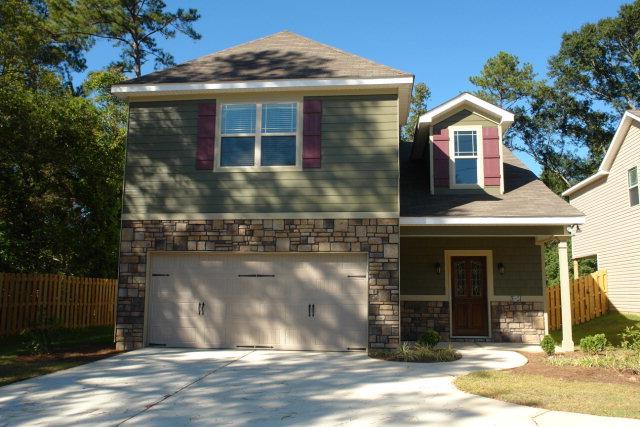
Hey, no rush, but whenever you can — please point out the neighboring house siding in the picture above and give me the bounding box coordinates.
[400,237,543,296]
[122,94,399,218]
[570,123,640,312]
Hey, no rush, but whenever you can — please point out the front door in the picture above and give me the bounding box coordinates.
[451,256,488,336]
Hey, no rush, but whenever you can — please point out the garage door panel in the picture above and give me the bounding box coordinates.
[147,253,368,350]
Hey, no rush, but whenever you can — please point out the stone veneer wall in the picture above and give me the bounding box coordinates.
[400,301,450,342]
[117,218,399,351]
[490,301,545,343]
[400,300,545,344]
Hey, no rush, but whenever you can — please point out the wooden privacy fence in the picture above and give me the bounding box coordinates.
[546,270,608,332]
[0,273,117,336]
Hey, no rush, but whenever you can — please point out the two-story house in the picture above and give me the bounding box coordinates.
[112,31,584,352]
[563,110,640,313]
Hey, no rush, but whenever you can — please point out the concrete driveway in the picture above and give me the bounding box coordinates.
[0,347,638,427]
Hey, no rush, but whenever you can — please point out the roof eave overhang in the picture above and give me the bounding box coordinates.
[561,171,609,198]
[111,76,415,124]
[562,111,640,198]
[400,216,586,226]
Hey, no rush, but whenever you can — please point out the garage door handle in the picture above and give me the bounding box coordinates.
[197,302,202,315]
[201,301,205,315]
[312,304,315,317]
[308,304,311,317]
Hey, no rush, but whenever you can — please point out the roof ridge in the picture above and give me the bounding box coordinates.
[277,31,413,76]
[175,31,292,67]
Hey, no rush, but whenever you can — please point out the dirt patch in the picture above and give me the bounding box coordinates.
[16,344,120,364]
[514,352,639,386]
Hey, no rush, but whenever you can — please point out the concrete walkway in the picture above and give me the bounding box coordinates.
[0,346,637,426]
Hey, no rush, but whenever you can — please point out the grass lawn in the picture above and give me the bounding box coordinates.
[456,312,640,419]
[0,326,118,387]
[455,370,640,419]
[550,311,640,347]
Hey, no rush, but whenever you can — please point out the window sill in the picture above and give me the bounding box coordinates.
[214,165,303,173]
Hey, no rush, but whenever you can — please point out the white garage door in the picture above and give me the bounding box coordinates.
[147,253,368,351]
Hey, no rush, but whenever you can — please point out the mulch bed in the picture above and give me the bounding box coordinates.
[515,352,640,386]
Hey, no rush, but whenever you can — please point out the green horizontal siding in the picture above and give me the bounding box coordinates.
[400,237,543,296]
[123,94,399,216]
[433,108,498,131]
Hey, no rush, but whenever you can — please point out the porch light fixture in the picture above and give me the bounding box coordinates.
[434,262,441,275]
[498,262,505,275]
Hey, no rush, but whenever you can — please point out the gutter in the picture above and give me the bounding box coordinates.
[561,171,608,198]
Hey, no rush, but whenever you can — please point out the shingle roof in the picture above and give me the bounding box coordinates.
[400,142,584,218]
[125,31,412,85]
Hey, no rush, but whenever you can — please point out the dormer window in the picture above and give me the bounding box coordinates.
[454,130,478,185]
[448,126,484,188]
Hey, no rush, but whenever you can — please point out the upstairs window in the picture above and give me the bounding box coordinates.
[629,167,639,206]
[219,102,299,169]
[453,130,479,185]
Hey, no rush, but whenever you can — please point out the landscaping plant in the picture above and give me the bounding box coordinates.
[579,334,608,354]
[417,329,440,349]
[540,335,556,356]
[620,326,640,351]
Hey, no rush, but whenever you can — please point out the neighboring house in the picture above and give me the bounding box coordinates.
[563,111,640,313]
[111,31,584,352]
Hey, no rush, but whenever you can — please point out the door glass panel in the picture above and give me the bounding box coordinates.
[471,261,482,296]
[454,261,466,296]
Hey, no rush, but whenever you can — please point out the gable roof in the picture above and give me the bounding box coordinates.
[400,142,584,224]
[111,31,414,122]
[562,110,640,197]
[123,31,412,84]
[418,92,515,126]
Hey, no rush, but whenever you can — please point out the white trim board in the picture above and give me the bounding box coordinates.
[400,216,585,226]
[122,212,400,220]
[419,92,514,126]
[111,76,415,124]
[111,77,414,95]
[563,111,640,197]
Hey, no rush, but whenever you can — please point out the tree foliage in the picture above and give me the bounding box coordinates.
[48,0,201,77]
[0,1,127,277]
[469,1,640,192]
[402,82,431,141]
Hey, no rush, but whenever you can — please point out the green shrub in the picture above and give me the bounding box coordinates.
[620,326,640,351]
[579,334,608,354]
[369,343,461,363]
[540,335,556,356]
[417,329,440,349]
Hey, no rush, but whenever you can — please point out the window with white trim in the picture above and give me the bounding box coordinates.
[219,102,298,169]
[628,166,639,206]
[453,130,479,185]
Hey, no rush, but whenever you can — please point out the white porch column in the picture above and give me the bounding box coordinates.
[558,238,574,351]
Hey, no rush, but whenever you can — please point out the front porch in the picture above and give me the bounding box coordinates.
[399,225,575,349]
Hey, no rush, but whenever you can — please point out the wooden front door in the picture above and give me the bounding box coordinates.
[451,256,488,336]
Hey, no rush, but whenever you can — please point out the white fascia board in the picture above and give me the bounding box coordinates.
[418,92,514,125]
[561,170,609,197]
[400,216,586,226]
[111,76,414,97]
[562,111,640,198]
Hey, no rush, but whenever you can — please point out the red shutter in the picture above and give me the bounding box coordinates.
[303,99,322,168]
[483,127,501,186]
[432,128,449,188]
[196,102,216,170]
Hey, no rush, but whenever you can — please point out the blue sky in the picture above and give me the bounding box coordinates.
[77,0,629,173]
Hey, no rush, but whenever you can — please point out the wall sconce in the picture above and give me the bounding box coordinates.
[434,262,442,275]
[498,262,505,275]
